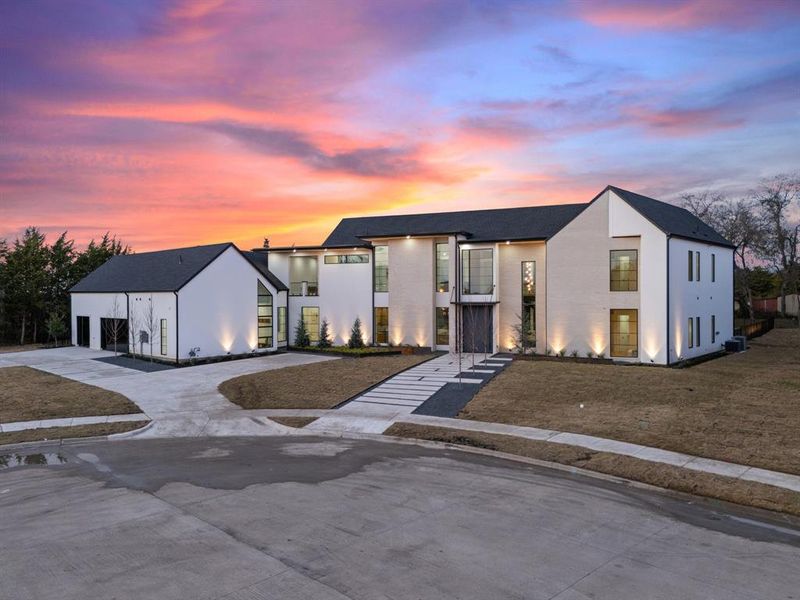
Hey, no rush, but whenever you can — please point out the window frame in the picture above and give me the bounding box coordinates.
[610,309,638,358]
[696,251,701,281]
[301,306,320,343]
[609,249,638,292]
[461,248,494,295]
[289,255,319,296]
[435,307,449,346]
[277,306,287,343]
[688,250,693,281]
[688,317,694,349]
[696,316,700,347]
[257,280,273,349]
[160,319,167,356]
[374,245,389,293]
[435,242,449,293]
[711,253,716,282]
[323,254,369,264]
[374,307,389,344]
[711,314,716,344]
[521,261,536,346]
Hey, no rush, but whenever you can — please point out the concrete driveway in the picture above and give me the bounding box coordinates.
[0,436,798,600]
[0,347,335,435]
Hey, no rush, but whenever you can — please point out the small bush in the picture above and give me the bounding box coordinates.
[318,318,332,348]
[348,317,365,349]
[558,349,566,357]
[294,316,310,348]
[586,350,594,358]
[570,349,579,358]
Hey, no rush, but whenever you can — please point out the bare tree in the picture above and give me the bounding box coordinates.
[102,295,126,357]
[128,305,142,359]
[141,295,159,361]
[679,191,726,222]
[755,174,800,319]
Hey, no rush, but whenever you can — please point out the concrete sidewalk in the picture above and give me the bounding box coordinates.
[0,413,148,433]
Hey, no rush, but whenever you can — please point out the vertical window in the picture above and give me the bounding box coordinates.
[289,256,318,296]
[257,281,273,349]
[688,250,693,281]
[436,307,449,345]
[712,314,716,344]
[696,252,701,281]
[696,316,701,347]
[277,306,286,343]
[160,319,167,355]
[610,250,638,291]
[374,245,388,292]
[712,253,716,282]
[435,242,449,292]
[610,309,638,358]
[521,261,536,345]
[301,307,320,343]
[688,318,694,348]
[375,307,389,344]
[461,248,493,294]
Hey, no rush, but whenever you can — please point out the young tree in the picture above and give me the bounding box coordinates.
[294,315,310,348]
[141,295,159,361]
[347,317,365,349]
[45,311,67,346]
[318,318,332,348]
[103,295,126,357]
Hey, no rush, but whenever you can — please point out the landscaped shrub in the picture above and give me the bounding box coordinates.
[318,318,332,348]
[348,317,365,349]
[294,316,310,348]
[570,349,579,358]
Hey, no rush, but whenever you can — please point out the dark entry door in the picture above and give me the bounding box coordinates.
[461,305,493,353]
[100,318,129,352]
[76,316,90,347]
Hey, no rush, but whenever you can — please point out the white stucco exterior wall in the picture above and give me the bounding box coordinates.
[384,237,435,347]
[126,292,177,359]
[668,238,734,361]
[70,292,130,351]
[497,241,547,353]
[178,246,286,359]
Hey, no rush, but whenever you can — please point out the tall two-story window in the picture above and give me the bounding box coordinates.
[257,281,273,348]
[610,250,638,291]
[435,242,449,292]
[521,261,536,345]
[289,256,318,296]
[461,248,493,294]
[375,307,389,344]
[610,309,638,358]
[374,245,388,292]
[301,307,320,343]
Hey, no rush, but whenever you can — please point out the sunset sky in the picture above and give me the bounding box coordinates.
[2,0,799,251]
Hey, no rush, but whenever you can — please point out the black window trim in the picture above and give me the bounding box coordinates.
[609,249,638,292]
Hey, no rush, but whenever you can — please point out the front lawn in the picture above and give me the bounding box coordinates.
[0,421,149,446]
[458,328,800,474]
[0,366,142,423]
[219,354,431,409]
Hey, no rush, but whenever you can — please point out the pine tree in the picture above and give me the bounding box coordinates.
[318,318,332,348]
[294,315,310,348]
[347,317,365,349]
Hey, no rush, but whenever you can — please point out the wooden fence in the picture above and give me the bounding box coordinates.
[734,317,774,339]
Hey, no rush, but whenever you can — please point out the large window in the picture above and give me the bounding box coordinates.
[289,256,318,296]
[374,245,388,292]
[521,261,536,346]
[324,254,369,264]
[610,250,638,291]
[435,242,449,293]
[301,307,320,343]
[375,307,389,344]
[436,307,449,345]
[277,306,287,343]
[610,309,638,358]
[257,281,273,349]
[160,319,167,355]
[461,248,493,294]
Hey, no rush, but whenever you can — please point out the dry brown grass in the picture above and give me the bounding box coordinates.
[0,366,141,422]
[386,423,800,516]
[460,328,800,474]
[0,344,48,354]
[269,416,318,428]
[219,354,431,409]
[0,420,149,446]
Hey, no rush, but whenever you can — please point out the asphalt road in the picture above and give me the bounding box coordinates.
[1,436,798,600]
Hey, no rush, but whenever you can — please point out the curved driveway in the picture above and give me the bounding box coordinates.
[1,436,798,600]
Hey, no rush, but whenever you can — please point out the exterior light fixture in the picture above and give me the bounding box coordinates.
[506,240,510,245]
[292,248,297,253]
[406,235,411,239]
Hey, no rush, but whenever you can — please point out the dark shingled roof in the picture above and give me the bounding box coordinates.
[608,186,734,248]
[322,203,588,246]
[71,243,287,293]
[241,251,288,291]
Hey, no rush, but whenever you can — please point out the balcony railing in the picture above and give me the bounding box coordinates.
[289,281,319,296]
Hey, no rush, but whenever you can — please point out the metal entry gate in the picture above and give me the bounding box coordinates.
[461,305,493,353]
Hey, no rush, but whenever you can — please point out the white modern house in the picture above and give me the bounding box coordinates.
[70,243,288,362]
[70,186,734,365]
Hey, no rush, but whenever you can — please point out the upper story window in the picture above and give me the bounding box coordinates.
[610,250,638,291]
[436,242,449,293]
[374,245,388,292]
[324,254,369,264]
[688,250,693,281]
[711,253,716,282]
[461,248,493,295]
[289,256,318,296]
[696,251,701,281]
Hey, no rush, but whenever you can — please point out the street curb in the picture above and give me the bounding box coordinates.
[0,420,152,452]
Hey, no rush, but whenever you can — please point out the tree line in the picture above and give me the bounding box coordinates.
[0,228,128,345]
[680,173,799,318]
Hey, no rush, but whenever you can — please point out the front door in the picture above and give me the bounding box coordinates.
[461,305,493,353]
[76,316,90,347]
